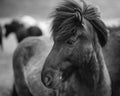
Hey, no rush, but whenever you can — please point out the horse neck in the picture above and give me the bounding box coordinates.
[93,35,111,96]
[13,47,33,96]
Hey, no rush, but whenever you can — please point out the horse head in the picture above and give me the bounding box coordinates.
[41,0,111,96]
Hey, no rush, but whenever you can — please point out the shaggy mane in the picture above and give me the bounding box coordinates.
[51,0,101,41]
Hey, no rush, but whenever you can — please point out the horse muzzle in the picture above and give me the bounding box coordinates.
[41,69,63,89]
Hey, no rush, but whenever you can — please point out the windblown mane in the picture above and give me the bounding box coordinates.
[51,0,108,46]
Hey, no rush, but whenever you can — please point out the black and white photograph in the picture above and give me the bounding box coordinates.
[0,0,120,96]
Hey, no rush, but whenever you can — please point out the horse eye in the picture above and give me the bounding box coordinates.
[66,39,75,45]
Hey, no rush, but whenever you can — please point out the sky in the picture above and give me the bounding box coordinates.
[0,0,120,20]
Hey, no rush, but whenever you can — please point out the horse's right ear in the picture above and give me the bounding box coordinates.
[90,19,109,47]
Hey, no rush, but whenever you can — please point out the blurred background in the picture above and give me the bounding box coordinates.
[0,0,119,95]
[0,0,120,19]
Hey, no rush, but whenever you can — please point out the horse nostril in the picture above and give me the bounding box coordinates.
[44,74,53,87]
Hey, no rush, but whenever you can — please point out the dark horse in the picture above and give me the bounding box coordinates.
[0,25,3,50]
[41,0,111,96]
[4,19,43,43]
[12,0,120,96]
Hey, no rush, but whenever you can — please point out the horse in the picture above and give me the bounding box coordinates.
[4,19,43,43]
[12,36,54,96]
[0,25,3,50]
[4,20,23,38]
[41,0,112,96]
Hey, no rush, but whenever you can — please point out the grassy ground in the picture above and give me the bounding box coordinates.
[0,50,14,96]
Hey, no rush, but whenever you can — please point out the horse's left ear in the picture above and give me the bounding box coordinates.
[90,19,109,47]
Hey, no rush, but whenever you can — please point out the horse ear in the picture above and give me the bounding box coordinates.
[90,19,109,47]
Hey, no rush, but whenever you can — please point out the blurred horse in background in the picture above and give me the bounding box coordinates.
[4,19,43,43]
